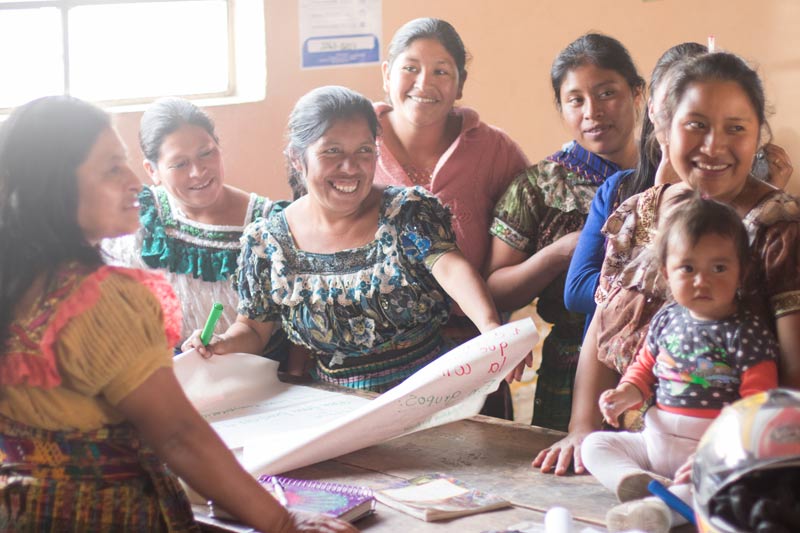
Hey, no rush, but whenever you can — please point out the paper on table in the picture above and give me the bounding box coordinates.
[175,351,370,450]
[242,318,537,475]
[174,318,537,476]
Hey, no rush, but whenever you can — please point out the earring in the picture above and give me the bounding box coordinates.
[751,148,769,180]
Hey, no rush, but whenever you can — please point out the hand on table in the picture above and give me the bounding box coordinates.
[531,427,593,476]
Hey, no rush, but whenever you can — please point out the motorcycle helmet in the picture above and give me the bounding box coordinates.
[693,389,800,532]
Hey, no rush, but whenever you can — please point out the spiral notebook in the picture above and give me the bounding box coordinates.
[258,475,375,523]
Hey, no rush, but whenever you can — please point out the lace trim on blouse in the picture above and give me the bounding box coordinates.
[139,186,275,281]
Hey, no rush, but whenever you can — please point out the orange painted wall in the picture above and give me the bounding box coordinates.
[113,0,800,198]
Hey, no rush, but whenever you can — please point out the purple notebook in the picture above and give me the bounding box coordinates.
[258,475,375,523]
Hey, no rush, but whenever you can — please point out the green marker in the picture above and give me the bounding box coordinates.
[200,303,224,346]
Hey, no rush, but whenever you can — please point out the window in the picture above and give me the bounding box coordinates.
[0,0,265,112]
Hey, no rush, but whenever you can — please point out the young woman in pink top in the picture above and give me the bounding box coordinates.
[375,18,528,274]
[374,18,528,418]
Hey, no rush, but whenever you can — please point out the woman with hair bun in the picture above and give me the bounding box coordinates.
[374,18,529,417]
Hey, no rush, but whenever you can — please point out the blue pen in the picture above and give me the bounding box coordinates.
[648,479,696,525]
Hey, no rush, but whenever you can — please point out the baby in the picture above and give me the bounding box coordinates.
[583,192,779,533]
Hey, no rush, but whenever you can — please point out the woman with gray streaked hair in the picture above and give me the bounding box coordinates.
[185,85,503,393]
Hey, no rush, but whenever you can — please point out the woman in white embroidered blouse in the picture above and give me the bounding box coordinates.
[103,98,284,346]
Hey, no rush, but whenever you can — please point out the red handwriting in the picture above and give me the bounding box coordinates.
[481,340,509,374]
[488,355,507,374]
[441,364,472,377]
[481,341,509,356]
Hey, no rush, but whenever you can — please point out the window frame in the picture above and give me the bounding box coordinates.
[0,0,237,112]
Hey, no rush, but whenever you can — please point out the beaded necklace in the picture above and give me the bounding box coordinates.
[402,164,434,186]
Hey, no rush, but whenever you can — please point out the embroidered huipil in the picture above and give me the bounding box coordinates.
[490,141,622,431]
[103,185,281,341]
[0,264,198,531]
[597,186,800,376]
[235,186,457,392]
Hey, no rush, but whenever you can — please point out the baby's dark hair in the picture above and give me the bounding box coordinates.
[656,190,750,274]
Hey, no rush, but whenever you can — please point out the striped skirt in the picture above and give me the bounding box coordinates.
[0,416,198,532]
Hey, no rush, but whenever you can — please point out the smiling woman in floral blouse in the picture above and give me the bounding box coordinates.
[185,86,502,393]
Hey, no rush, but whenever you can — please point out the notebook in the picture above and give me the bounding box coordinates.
[374,473,511,521]
[258,475,376,523]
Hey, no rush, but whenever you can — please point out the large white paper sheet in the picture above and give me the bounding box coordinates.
[175,351,370,450]
[175,318,537,476]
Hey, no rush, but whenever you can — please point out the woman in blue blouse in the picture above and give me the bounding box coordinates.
[186,86,501,393]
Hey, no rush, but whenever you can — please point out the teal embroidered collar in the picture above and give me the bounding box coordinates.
[138,186,277,282]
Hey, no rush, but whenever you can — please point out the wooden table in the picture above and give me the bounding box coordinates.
[195,413,621,532]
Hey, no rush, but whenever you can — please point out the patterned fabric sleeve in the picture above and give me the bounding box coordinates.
[756,220,800,318]
[487,127,530,197]
[234,218,282,322]
[490,168,544,254]
[393,186,458,270]
[595,185,665,306]
[56,272,174,406]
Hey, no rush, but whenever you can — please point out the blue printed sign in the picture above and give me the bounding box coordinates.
[302,33,380,68]
[299,0,382,70]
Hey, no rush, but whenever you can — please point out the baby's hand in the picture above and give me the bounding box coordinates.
[599,384,643,428]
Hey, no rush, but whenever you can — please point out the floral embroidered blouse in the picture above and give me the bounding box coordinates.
[489,140,622,430]
[235,186,457,392]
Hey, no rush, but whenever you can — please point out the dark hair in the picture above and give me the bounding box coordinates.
[386,18,468,83]
[0,96,109,347]
[663,52,769,142]
[139,97,218,164]
[656,189,749,275]
[285,86,379,200]
[616,42,707,204]
[551,33,645,110]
